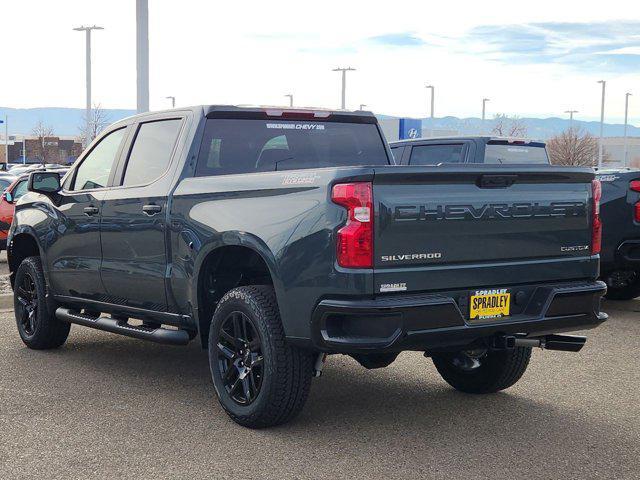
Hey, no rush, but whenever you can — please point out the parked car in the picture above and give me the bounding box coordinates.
[0,174,18,250]
[0,170,67,251]
[389,136,549,165]
[8,107,606,428]
[595,168,640,299]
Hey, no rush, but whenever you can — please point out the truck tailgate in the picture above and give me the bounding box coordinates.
[373,166,596,294]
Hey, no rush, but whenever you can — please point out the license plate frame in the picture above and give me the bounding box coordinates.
[469,289,511,321]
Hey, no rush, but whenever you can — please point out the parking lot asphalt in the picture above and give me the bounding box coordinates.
[0,301,639,480]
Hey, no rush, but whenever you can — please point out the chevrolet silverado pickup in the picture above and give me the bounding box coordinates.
[596,167,640,299]
[8,106,606,428]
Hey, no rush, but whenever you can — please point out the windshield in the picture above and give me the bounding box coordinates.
[196,118,389,176]
[484,142,549,164]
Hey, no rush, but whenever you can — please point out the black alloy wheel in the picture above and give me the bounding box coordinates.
[16,271,38,337]
[216,311,264,405]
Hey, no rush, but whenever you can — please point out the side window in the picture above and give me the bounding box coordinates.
[390,146,404,163]
[72,128,127,191]
[122,119,182,186]
[12,180,29,201]
[409,144,464,165]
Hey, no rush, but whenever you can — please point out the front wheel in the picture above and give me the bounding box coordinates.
[14,256,70,349]
[432,347,532,394]
[208,285,313,428]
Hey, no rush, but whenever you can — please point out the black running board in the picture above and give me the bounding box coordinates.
[55,307,192,345]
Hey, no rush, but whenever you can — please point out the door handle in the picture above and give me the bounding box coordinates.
[83,206,99,216]
[142,204,162,216]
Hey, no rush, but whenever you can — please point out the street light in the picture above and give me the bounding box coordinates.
[284,94,293,107]
[565,110,578,130]
[482,98,490,133]
[597,80,606,167]
[73,25,104,147]
[332,67,356,110]
[623,92,632,167]
[1,116,6,164]
[165,96,176,108]
[359,104,367,110]
[425,85,434,119]
[136,0,149,113]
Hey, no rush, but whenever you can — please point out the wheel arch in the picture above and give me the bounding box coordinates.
[192,235,281,348]
[7,227,45,287]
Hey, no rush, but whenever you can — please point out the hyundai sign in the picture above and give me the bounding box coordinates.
[399,118,422,140]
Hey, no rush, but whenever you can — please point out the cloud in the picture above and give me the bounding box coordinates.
[463,21,640,73]
[367,33,426,47]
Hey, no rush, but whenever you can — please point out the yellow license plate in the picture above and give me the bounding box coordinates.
[469,289,510,321]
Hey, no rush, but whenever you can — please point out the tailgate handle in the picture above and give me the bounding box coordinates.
[478,175,517,189]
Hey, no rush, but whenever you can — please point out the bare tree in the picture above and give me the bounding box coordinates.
[547,128,609,166]
[491,114,528,137]
[78,103,110,145]
[31,121,56,164]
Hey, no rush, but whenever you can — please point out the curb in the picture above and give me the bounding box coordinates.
[0,294,13,311]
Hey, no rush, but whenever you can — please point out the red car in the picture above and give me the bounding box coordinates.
[0,170,68,251]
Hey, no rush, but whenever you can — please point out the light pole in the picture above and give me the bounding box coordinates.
[565,110,578,130]
[165,96,176,108]
[597,80,606,167]
[284,94,293,107]
[425,85,434,119]
[137,0,149,113]
[623,92,632,167]
[359,104,367,110]
[482,98,490,133]
[1,116,7,164]
[73,25,104,147]
[332,67,356,109]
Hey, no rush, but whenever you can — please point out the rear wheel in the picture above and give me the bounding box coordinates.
[604,270,640,300]
[14,256,70,349]
[432,347,532,394]
[208,285,313,428]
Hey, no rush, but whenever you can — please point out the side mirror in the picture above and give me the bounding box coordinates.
[4,191,13,203]
[28,171,61,195]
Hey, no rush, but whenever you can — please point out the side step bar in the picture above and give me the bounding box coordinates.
[55,307,192,346]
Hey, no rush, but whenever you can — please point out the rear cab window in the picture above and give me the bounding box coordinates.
[409,144,465,165]
[484,141,549,164]
[196,118,389,176]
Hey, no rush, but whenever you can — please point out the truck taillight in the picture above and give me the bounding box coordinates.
[331,182,373,268]
[591,179,602,255]
[630,180,640,192]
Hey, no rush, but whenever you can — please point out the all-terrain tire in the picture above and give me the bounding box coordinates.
[604,283,640,300]
[14,256,70,349]
[208,285,313,428]
[432,347,532,394]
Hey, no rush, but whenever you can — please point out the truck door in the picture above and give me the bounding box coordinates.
[47,126,128,299]
[99,117,185,312]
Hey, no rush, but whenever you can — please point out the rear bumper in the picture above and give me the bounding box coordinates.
[311,280,607,353]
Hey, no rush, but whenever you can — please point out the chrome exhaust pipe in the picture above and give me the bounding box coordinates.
[499,334,587,352]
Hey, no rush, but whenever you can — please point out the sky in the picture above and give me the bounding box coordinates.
[2,0,640,124]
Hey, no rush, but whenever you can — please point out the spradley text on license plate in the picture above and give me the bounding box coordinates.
[469,288,510,320]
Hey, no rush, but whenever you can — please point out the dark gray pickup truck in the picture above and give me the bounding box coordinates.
[8,106,606,428]
[595,168,640,299]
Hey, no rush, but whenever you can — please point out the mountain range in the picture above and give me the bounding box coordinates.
[1,106,638,140]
